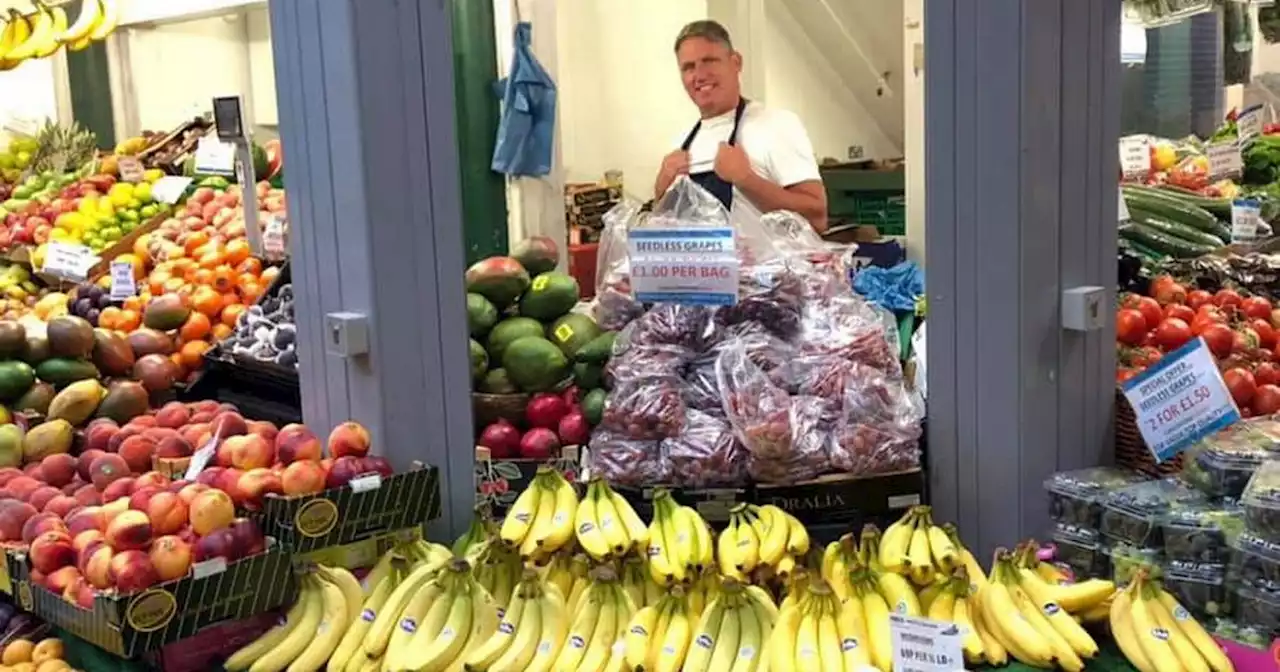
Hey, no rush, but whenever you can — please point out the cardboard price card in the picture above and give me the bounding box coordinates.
[889,614,964,672]
[41,243,96,281]
[627,228,739,306]
[1119,135,1151,179]
[151,176,192,205]
[1239,105,1265,145]
[108,261,137,301]
[194,137,236,176]
[1121,337,1240,462]
[1206,141,1242,180]
[118,157,145,183]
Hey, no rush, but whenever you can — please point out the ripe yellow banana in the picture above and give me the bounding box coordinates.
[593,480,632,554]
[329,571,394,672]
[523,582,569,672]
[922,507,960,572]
[836,593,872,669]
[286,577,348,672]
[500,476,542,547]
[4,4,51,62]
[649,494,681,585]
[34,4,66,58]
[386,576,450,670]
[691,512,714,572]
[401,582,475,672]
[970,596,1007,666]
[680,596,723,672]
[58,0,101,44]
[575,480,612,560]
[784,510,810,555]
[731,599,763,672]
[1011,583,1084,671]
[0,11,32,69]
[1017,567,1099,658]
[1155,590,1232,672]
[608,485,649,549]
[1150,593,1210,672]
[906,511,935,585]
[249,578,323,672]
[980,560,1054,666]
[623,603,662,670]
[534,473,578,552]
[520,479,558,558]
[707,595,743,671]
[1129,579,1182,672]
[952,593,986,665]
[730,506,761,572]
[554,581,607,670]
[1111,584,1156,672]
[89,0,117,40]
[671,505,703,576]
[577,584,622,672]
[767,599,802,672]
[317,565,362,629]
[879,508,915,572]
[1036,574,1116,612]
[653,594,692,672]
[753,504,789,566]
[858,579,894,672]
[225,593,311,671]
[465,582,525,670]
[362,559,440,659]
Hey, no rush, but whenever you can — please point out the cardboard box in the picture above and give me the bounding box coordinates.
[296,526,422,571]
[754,469,926,528]
[475,446,581,515]
[254,464,440,555]
[612,486,749,526]
[146,609,280,671]
[8,542,297,658]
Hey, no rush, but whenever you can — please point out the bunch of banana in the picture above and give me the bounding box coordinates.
[453,509,495,558]
[358,538,452,601]
[500,466,580,561]
[471,538,522,615]
[0,10,32,70]
[647,488,712,585]
[224,564,360,672]
[820,534,857,600]
[575,478,649,560]
[379,558,499,671]
[744,503,810,574]
[1010,542,1116,622]
[622,587,696,671]
[1110,571,1234,672]
[916,567,993,667]
[770,578,873,672]
[685,566,721,618]
[55,0,115,51]
[854,525,922,617]
[715,503,770,582]
[619,553,662,610]
[878,505,960,587]
[552,566,635,671]
[329,555,414,672]
[537,550,580,601]
[463,568,569,671]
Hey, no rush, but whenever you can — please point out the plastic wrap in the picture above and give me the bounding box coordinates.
[626,304,718,351]
[593,198,646,331]
[587,430,669,487]
[604,343,694,386]
[599,375,686,440]
[661,409,748,488]
[697,322,794,389]
[830,361,923,475]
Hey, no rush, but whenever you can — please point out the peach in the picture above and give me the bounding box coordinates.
[101,496,130,521]
[217,402,240,414]
[142,427,180,444]
[72,484,101,507]
[89,454,130,490]
[247,420,278,444]
[177,525,198,547]
[166,479,191,494]
[179,423,210,450]
[149,535,192,582]
[30,531,76,573]
[21,512,67,544]
[281,460,326,496]
[177,483,210,507]
[105,510,152,552]
[65,507,106,536]
[106,425,142,454]
[125,415,157,429]
[327,421,372,459]
[0,500,38,541]
[39,454,77,488]
[45,565,81,595]
[3,476,42,500]
[42,495,79,518]
[213,439,235,468]
[143,492,187,536]
[127,486,162,512]
[0,467,24,487]
[209,412,248,439]
[101,477,135,504]
[24,462,43,479]
[153,402,190,429]
[155,436,193,459]
[81,543,114,588]
[133,471,170,492]
[26,486,60,512]
[75,450,105,482]
[215,468,246,505]
[109,550,158,593]
[227,435,273,471]
[189,400,219,415]
[189,411,215,425]
[188,489,235,536]
[67,575,96,608]
[237,468,283,510]
[60,479,82,496]
[275,424,322,464]
[72,529,104,555]
[83,423,118,455]
[194,467,224,488]
[117,435,158,474]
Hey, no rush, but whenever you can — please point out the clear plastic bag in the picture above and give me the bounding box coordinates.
[599,374,687,440]
[681,363,724,415]
[757,211,854,299]
[697,322,794,389]
[831,362,924,475]
[715,262,805,339]
[650,175,732,229]
[587,430,669,487]
[627,304,719,351]
[797,297,902,376]
[604,342,695,386]
[593,199,646,331]
[662,409,748,488]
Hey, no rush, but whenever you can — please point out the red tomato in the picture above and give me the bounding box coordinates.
[1164,304,1196,324]
[1254,319,1278,350]
[1236,328,1260,353]
[1186,289,1213,310]
[1117,309,1148,346]
[1117,368,1138,384]
[1242,296,1274,320]
[1155,318,1193,351]
[1201,323,1235,358]
[1196,304,1227,322]
[1132,347,1163,368]
[1255,362,1280,387]
[1215,289,1243,313]
[1150,275,1177,296]
[1225,368,1258,406]
[1254,384,1280,415]
[1155,282,1188,306]
[1127,296,1164,330]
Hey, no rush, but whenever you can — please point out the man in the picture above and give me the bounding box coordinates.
[654,20,828,233]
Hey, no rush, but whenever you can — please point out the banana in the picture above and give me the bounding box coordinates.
[744,585,779,627]
[1129,578,1182,672]
[776,553,796,578]
[922,508,959,573]
[752,505,788,567]
[648,492,680,585]
[554,581,607,670]
[980,558,1054,666]
[691,509,715,570]
[317,565,363,629]
[943,523,987,589]
[0,11,31,70]
[58,0,101,45]
[286,576,349,672]
[1034,574,1116,613]
[535,472,578,552]
[784,510,810,555]
[1155,590,1233,672]
[332,572,398,672]
[1111,583,1156,672]
[459,582,500,669]
[681,595,724,672]
[859,580,895,672]
[906,510,935,585]
[731,598,763,672]
[576,480,613,560]
[524,582,569,672]
[970,597,1006,666]
[952,593,986,665]
[593,480,632,554]
[401,581,475,672]
[249,578,323,672]
[577,585,622,672]
[1016,567,1099,658]
[453,511,491,558]
[718,519,744,580]
[226,590,312,671]
[707,596,743,672]
[608,485,650,549]
[731,506,761,572]
[4,4,51,63]
[1011,583,1084,671]
[1150,592,1210,672]
[767,599,802,672]
[878,508,915,572]
[671,505,702,576]
[520,477,558,558]
[623,603,662,670]
[836,593,873,670]
[89,0,117,40]
[34,3,65,58]
[794,596,822,670]
[654,594,692,672]
[386,576,450,671]
[926,577,957,621]
[464,579,526,670]
[362,558,439,660]
[500,473,543,546]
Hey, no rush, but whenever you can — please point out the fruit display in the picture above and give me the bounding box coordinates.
[1044,466,1148,530]
[1111,570,1237,672]
[0,635,73,672]
[0,121,97,210]
[220,280,297,369]
[0,0,119,70]
[0,134,38,189]
[0,261,52,320]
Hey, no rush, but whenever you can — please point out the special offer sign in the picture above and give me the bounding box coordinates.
[627,228,739,306]
[1121,337,1240,462]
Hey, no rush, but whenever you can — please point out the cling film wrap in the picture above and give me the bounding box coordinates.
[598,374,687,441]
[587,431,669,487]
[796,296,903,376]
[661,408,749,488]
[830,361,924,476]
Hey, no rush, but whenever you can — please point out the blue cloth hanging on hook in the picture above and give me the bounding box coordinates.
[492,22,557,177]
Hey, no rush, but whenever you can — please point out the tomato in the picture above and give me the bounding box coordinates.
[1117,368,1138,384]
[1155,282,1188,306]
[1200,323,1235,358]
[1254,384,1280,415]
[1186,289,1213,309]
[1164,304,1196,324]
[1225,368,1258,406]
[1132,347,1163,368]
[1214,289,1243,313]
[1150,275,1177,296]
[1155,318,1193,351]
[1125,296,1163,330]
[1117,309,1147,346]
[1236,328,1260,353]
[1196,304,1227,323]
[1254,319,1277,350]
[1255,362,1280,387]
[1242,296,1273,320]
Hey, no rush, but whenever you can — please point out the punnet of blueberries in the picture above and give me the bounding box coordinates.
[1044,466,1148,531]
[1099,478,1206,547]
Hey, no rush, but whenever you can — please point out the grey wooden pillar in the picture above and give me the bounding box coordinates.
[925,0,1121,554]
[268,0,475,537]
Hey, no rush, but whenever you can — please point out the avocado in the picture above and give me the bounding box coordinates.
[0,322,26,360]
[0,361,35,402]
[35,358,99,388]
[501,336,568,393]
[582,389,607,426]
[519,272,580,321]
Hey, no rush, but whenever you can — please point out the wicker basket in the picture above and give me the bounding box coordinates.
[472,392,531,429]
[1114,388,1184,477]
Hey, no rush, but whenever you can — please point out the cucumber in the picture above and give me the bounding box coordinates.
[1121,188,1222,234]
[1119,222,1217,258]
[1153,185,1233,218]
[1127,207,1227,246]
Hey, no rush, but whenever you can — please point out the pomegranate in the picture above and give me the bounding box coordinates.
[526,393,570,430]
[519,428,560,459]
[561,385,583,409]
[478,421,522,459]
[558,412,590,446]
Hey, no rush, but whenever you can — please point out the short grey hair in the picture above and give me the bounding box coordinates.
[674,20,734,52]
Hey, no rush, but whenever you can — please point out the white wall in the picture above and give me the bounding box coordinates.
[904,0,924,263]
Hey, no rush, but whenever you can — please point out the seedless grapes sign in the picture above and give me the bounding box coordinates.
[1121,337,1239,462]
[627,228,739,306]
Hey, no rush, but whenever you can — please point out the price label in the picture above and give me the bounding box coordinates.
[263,213,287,259]
[1119,135,1151,179]
[118,157,145,183]
[1118,188,1130,222]
[184,436,218,480]
[41,242,96,281]
[1120,337,1240,463]
[349,473,382,493]
[1239,105,1265,145]
[151,176,193,204]
[194,136,236,176]
[191,557,228,579]
[1232,198,1262,244]
[1206,141,1242,180]
[889,614,965,672]
[108,261,137,301]
[627,228,739,306]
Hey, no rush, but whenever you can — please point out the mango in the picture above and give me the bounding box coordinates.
[24,419,73,462]
[47,379,104,426]
[0,424,22,468]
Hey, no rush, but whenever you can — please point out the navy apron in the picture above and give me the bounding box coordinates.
[680,98,749,210]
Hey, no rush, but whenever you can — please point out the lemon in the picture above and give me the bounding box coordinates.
[132,182,153,203]
[143,169,164,183]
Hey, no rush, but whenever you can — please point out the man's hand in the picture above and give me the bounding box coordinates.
[714,142,752,184]
[654,149,691,200]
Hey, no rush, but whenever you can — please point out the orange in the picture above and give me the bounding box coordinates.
[198,251,223,270]
[212,266,236,293]
[238,282,263,305]
[122,296,143,313]
[98,306,122,331]
[162,277,186,294]
[179,313,211,342]
[234,273,258,291]
[191,287,223,318]
[221,303,246,328]
[179,340,210,368]
[236,258,262,277]
[211,323,233,341]
[118,309,141,332]
[220,292,239,311]
[225,239,250,266]
[133,233,152,259]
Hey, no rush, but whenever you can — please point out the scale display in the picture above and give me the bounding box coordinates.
[213,96,244,140]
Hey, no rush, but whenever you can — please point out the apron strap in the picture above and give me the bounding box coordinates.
[680,98,749,151]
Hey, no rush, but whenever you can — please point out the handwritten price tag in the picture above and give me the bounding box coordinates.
[118,157,145,183]
[263,213,287,260]
[1119,135,1151,179]
[1206,142,1242,180]
[1239,106,1265,145]
[41,243,96,281]
[1120,337,1240,462]
[108,261,137,301]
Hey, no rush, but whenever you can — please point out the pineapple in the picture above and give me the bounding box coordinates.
[28,120,97,175]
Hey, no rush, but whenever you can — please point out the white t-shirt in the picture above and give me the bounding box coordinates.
[676,101,822,228]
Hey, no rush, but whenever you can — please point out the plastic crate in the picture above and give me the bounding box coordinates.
[821,166,907,236]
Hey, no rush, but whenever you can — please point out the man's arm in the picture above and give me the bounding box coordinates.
[735,173,828,233]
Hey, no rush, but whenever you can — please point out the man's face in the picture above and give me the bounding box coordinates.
[677,37,742,116]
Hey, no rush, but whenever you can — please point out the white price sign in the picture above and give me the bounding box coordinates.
[194,136,236,176]
[118,157,145,183]
[1119,135,1151,179]
[1118,188,1130,222]
[184,437,218,480]
[889,614,965,672]
[263,213,287,259]
[41,243,96,281]
[1206,141,1242,180]
[108,262,137,301]
[1120,337,1240,463]
[151,176,192,204]
[627,228,739,306]
[1239,105,1265,144]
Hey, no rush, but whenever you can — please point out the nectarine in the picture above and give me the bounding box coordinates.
[149,535,192,582]
[328,421,371,459]
[108,550,158,593]
[281,460,326,496]
[275,424,322,464]
[188,489,235,536]
[30,531,76,573]
[105,510,152,552]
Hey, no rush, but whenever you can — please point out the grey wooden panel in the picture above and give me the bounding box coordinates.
[1093,0,1122,468]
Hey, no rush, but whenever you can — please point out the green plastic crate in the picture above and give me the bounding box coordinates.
[821,166,907,236]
